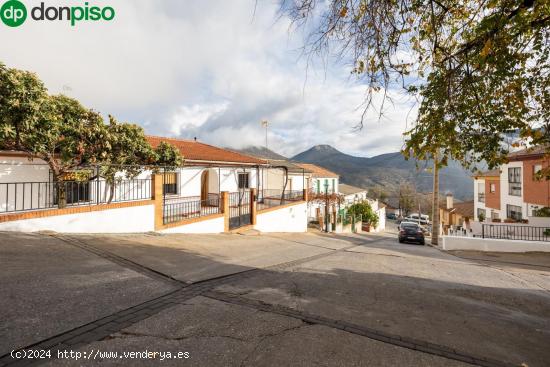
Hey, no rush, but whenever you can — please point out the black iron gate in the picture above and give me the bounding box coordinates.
[229,190,251,230]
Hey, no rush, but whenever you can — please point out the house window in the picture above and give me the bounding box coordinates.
[489,183,496,193]
[238,173,249,189]
[332,179,335,193]
[508,167,521,196]
[477,182,485,202]
[506,204,522,221]
[491,211,499,220]
[324,179,328,192]
[163,172,178,195]
[477,208,486,220]
[533,164,542,180]
[317,179,320,194]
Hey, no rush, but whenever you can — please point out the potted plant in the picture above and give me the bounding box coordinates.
[478,212,485,222]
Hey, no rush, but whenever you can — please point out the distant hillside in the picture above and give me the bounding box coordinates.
[292,145,475,200]
[231,146,288,160]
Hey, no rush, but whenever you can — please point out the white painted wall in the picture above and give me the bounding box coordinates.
[0,204,155,233]
[500,161,525,219]
[0,156,50,182]
[442,235,550,253]
[255,202,307,233]
[473,178,486,221]
[159,215,225,234]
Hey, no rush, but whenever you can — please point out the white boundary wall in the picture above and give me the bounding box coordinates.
[255,202,307,233]
[0,204,155,233]
[159,216,225,234]
[442,235,550,253]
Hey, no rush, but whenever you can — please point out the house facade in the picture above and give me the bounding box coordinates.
[473,146,549,222]
[439,193,474,232]
[0,136,310,234]
[294,163,339,221]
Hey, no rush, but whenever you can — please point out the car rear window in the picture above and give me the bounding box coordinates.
[401,223,419,229]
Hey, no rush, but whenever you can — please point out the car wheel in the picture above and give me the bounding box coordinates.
[398,239,404,243]
[420,240,425,246]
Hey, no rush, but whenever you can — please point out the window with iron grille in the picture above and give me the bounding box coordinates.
[163,172,178,195]
[506,204,522,220]
[238,173,249,189]
[508,167,521,196]
[533,164,542,180]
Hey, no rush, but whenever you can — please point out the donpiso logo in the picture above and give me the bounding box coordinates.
[1,1,115,27]
[1,0,27,27]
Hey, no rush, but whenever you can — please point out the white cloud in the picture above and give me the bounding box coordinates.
[0,0,417,158]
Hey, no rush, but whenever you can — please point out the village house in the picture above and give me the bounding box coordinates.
[0,137,310,234]
[439,193,474,233]
[473,146,550,222]
[294,163,339,222]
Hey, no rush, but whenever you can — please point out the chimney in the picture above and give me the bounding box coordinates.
[446,193,453,210]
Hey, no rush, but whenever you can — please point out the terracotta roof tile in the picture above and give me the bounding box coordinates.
[146,136,266,165]
[294,163,339,178]
[507,145,547,161]
[474,169,501,178]
[339,183,367,195]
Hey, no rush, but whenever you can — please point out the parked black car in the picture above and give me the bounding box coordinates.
[398,222,425,245]
[386,213,397,220]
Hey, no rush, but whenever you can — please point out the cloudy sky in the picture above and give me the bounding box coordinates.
[1,0,417,157]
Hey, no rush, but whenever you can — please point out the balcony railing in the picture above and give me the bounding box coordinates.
[163,196,220,224]
[508,183,522,196]
[257,189,304,211]
[477,192,485,203]
[482,224,550,242]
[0,179,152,214]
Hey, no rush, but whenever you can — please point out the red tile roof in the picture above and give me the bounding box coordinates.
[473,169,501,178]
[146,136,266,165]
[507,145,547,161]
[294,163,339,178]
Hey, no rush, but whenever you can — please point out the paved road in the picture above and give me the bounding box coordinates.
[1,231,549,366]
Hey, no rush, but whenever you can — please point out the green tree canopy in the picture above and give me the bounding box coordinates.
[348,200,379,227]
[283,0,549,170]
[0,62,184,206]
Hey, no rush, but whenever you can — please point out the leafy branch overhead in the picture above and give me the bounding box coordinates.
[0,62,184,205]
[282,0,549,170]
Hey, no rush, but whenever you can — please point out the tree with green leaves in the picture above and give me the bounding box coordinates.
[282,0,549,244]
[348,200,379,228]
[153,141,184,170]
[1,62,184,207]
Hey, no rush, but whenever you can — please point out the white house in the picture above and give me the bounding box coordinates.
[0,136,313,233]
[339,183,368,205]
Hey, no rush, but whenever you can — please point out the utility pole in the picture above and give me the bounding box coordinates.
[431,152,440,246]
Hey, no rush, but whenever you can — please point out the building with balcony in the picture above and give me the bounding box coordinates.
[473,146,549,222]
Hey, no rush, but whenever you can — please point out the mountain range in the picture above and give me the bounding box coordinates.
[235,145,475,200]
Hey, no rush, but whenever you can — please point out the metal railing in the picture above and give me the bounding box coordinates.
[481,224,550,242]
[0,179,151,214]
[477,192,485,203]
[163,197,220,224]
[257,189,304,210]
